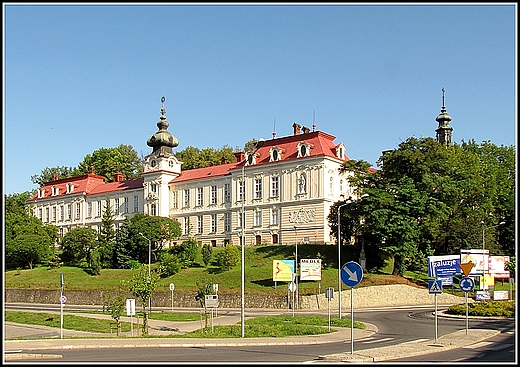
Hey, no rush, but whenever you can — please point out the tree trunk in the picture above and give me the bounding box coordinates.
[392,256,402,276]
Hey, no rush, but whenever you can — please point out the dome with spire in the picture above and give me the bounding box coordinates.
[147,96,179,156]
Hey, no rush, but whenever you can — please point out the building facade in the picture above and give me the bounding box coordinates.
[26,98,374,247]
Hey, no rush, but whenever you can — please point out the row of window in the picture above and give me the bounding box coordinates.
[183,208,280,235]
[173,174,348,209]
[36,196,140,223]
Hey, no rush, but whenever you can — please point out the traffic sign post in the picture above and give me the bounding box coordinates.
[169,283,175,310]
[325,287,334,331]
[59,273,64,339]
[428,280,443,343]
[341,261,363,355]
[459,277,475,334]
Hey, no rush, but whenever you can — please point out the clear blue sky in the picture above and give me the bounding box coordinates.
[3,3,517,195]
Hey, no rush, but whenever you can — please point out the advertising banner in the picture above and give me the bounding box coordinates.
[428,255,460,278]
[300,259,322,281]
[489,256,510,279]
[273,260,294,282]
[460,249,489,274]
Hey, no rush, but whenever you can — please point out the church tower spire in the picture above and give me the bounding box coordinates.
[435,87,453,146]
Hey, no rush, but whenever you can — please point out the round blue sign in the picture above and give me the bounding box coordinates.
[459,277,475,293]
[341,261,363,287]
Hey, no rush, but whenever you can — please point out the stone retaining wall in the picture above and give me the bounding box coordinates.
[5,284,470,309]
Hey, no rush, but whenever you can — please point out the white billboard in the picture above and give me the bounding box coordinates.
[300,259,322,281]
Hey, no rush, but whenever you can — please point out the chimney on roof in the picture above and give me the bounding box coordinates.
[302,126,310,134]
[234,151,245,163]
[113,172,124,182]
[292,122,301,135]
[52,173,59,181]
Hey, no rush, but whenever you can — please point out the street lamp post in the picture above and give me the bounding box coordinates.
[337,194,368,319]
[241,138,264,338]
[138,232,152,309]
[482,221,506,250]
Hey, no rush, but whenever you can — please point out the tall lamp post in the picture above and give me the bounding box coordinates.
[241,138,265,338]
[337,193,368,319]
[138,232,152,309]
[482,221,506,250]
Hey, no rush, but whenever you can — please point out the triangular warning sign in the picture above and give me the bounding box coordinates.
[458,262,474,277]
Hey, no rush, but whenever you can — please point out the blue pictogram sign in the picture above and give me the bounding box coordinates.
[60,295,67,304]
[341,261,363,287]
[428,280,443,294]
[459,277,475,293]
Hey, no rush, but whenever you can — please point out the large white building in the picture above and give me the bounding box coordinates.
[26,98,375,247]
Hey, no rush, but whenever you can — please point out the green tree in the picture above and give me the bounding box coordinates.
[102,291,126,336]
[126,266,157,335]
[60,227,99,267]
[201,243,213,267]
[331,137,515,276]
[112,217,136,269]
[175,145,236,170]
[76,144,143,182]
[215,244,240,271]
[98,198,116,268]
[30,166,78,187]
[5,233,54,269]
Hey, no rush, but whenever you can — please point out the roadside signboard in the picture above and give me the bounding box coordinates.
[476,290,491,301]
[205,294,219,308]
[126,298,135,316]
[460,249,489,275]
[273,260,294,282]
[489,256,510,279]
[300,259,322,281]
[428,255,460,278]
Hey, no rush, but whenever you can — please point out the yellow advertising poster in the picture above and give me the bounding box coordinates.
[273,260,294,282]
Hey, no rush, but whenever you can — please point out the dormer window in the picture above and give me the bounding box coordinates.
[297,142,311,158]
[269,147,282,162]
[336,143,346,159]
[246,152,258,166]
[38,188,45,198]
[66,183,74,194]
[51,186,59,196]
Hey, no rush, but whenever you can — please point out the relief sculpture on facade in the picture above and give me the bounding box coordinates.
[288,208,316,224]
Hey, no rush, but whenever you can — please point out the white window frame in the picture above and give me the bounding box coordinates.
[271,176,279,197]
[211,185,217,204]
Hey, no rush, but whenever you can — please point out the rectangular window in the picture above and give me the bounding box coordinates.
[151,183,157,193]
[38,208,43,220]
[45,207,50,223]
[75,202,81,219]
[133,196,139,213]
[184,189,190,207]
[60,205,64,221]
[271,176,279,197]
[254,210,262,227]
[171,191,177,209]
[69,204,74,220]
[114,198,120,215]
[96,201,102,217]
[123,197,129,214]
[239,181,244,201]
[255,178,262,199]
[197,187,203,206]
[52,206,56,222]
[211,214,217,233]
[184,217,190,235]
[87,202,92,217]
[224,183,231,203]
[198,215,203,234]
[271,208,279,225]
[224,212,231,232]
[211,185,217,204]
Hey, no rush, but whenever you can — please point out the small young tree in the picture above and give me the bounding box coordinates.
[103,291,126,336]
[125,266,156,335]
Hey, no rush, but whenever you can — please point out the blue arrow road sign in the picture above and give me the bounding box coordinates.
[428,280,443,294]
[459,277,475,292]
[341,261,363,287]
